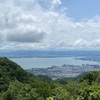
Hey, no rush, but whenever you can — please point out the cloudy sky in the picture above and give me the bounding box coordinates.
[0,0,100,50]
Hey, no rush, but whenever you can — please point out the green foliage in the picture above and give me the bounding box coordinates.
[52,87,69,100]
[0,57,37,92]
[78,85,100,100]
[1,57,100,100]
[37,75,52,83]
[46,96,54,100]
[3,80,44,100]
[55,73,86,85]
[56,78,68,85]
[31,81,52,99]
[80,71,100,85]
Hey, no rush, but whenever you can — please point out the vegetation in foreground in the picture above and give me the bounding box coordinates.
[0,57,100,100]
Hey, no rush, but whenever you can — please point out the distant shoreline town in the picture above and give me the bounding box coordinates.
[27,64,100,79]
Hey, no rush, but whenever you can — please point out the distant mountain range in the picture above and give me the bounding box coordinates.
[0,50,100,58]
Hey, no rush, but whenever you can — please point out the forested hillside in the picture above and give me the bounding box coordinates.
[0,57,100,100]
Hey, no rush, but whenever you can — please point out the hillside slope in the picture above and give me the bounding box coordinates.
[0,57,100,100]
[0,57,37,92]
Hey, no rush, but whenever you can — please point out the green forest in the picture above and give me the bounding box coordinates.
[0,57,100,100]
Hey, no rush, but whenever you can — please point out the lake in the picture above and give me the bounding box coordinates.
[10,57,100,69]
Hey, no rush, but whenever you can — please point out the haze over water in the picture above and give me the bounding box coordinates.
[11,57,100,69]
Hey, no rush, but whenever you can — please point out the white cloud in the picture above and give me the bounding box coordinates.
[52,0,62,8]
[0,0,100,50]
[0,33,5,42]
[73,39,88,47]
[52,0,62,5]
[6,27,45,43]
[93,39,100,46]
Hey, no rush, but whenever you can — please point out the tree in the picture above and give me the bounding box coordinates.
[3,80,44,100]
[52,87,69,100]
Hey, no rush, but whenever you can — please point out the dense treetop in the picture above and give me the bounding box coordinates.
[0,57,100,100]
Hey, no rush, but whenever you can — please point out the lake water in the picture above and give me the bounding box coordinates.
[10,57,100,69]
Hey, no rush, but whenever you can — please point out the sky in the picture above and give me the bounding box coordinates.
[0,0,100,51]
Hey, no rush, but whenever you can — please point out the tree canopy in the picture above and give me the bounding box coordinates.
[0,57,100,100]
